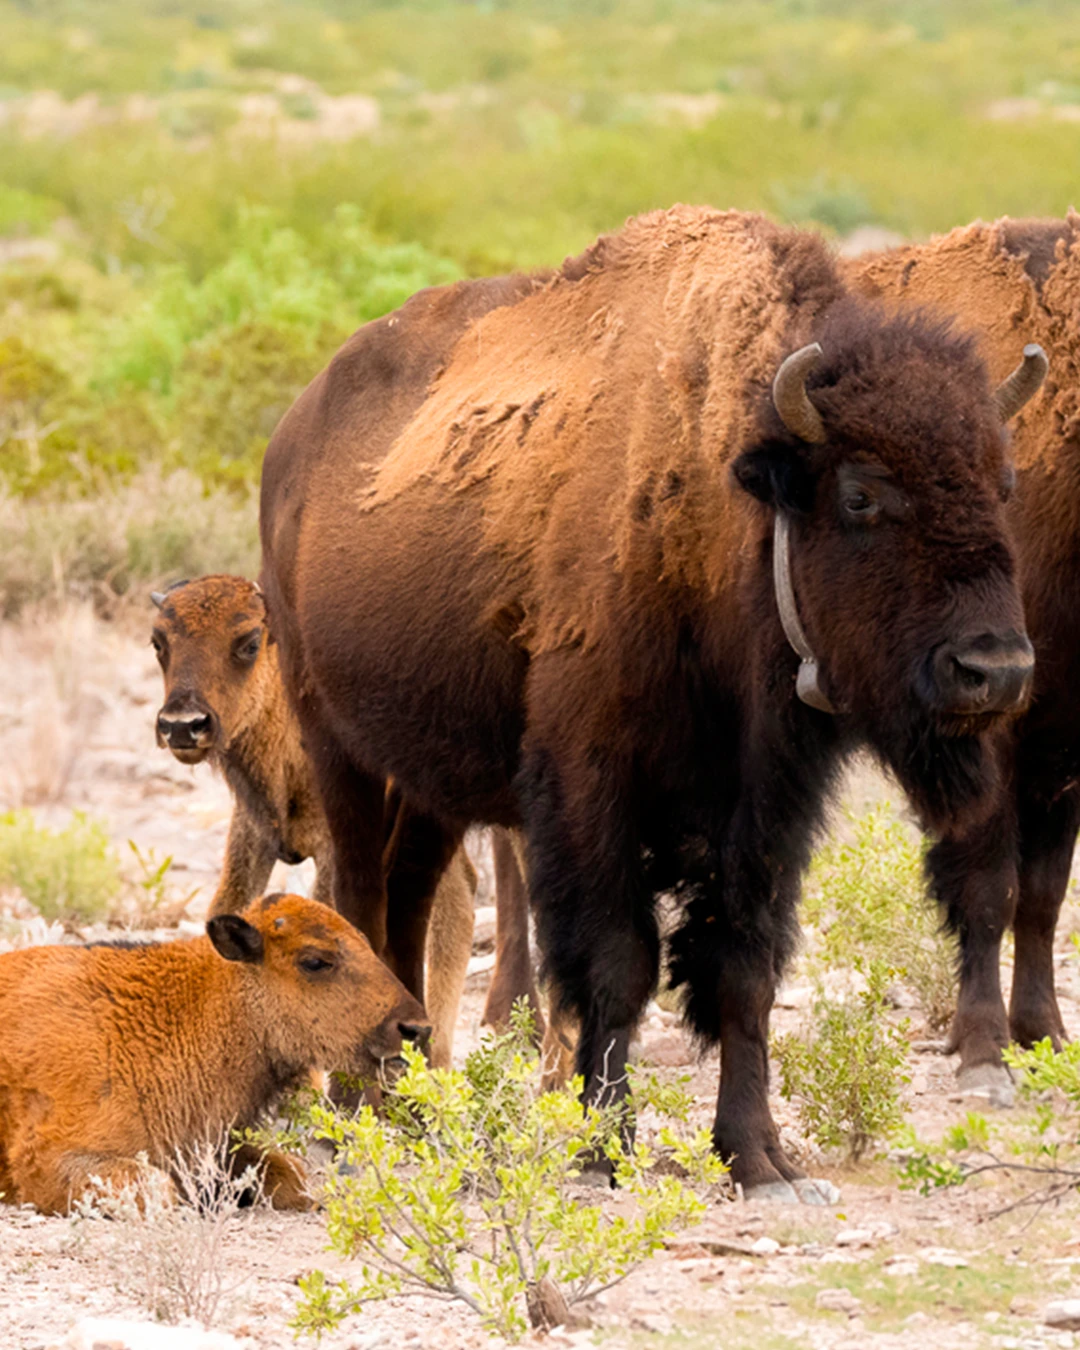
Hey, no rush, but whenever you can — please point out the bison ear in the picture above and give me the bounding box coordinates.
[732,442,816,513]
[207,914,265,964]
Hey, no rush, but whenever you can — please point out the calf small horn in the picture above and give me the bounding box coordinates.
[150,591,166,610]
[772,342,827,445]
[773,513,839,715]
[995,343,1049,422]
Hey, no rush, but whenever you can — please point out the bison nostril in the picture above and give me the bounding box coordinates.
[399,1021,432,1050]
[950,657,991,697]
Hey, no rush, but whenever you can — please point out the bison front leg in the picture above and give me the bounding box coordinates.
[210,801,279,916]
[519,741,659,1175]
[927,819,1018,1106]
[1009,785,1080,1049]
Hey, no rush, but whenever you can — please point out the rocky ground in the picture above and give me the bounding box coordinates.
[2,604,1080,1350]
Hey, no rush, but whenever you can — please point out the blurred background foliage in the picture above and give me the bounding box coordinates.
[0,0,1076,606]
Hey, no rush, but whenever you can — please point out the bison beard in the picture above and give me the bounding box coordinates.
[260,206,1039,1200]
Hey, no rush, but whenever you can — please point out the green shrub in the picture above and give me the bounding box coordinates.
[0,809,121,923]
[272,1006,727,1342]
[773,960,911,1160]
[803,804,957,1031]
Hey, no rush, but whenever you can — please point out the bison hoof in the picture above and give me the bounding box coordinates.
[742,1176,841,1205]
[955,1062,1015,1109]
[792,1177,841,1205]
[742,1179,801,1204]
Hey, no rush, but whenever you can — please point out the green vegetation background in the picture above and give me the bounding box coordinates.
[1,0,1076,606]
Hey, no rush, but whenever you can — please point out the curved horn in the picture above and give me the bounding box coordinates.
[150,591,167,610]
[772,342,826,445]
[995,343,1048,422]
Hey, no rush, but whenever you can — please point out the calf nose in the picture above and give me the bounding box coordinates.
[399,1020,433,1053]
[935,631,1035,715]
[156,709,214,749]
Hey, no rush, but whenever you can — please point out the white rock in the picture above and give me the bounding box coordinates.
[62,1321,250,1350]
[1045,1301,1080,1331]
[835,1228,874,1248]
[815,1287,861,1314]
[922,1247,968,1268]
[884,1260,919,1277]
[750,1236,781,1256]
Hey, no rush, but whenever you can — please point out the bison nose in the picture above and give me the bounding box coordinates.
[399,1020,432,1053]
[934,631,1035,715]
[156,709,214,749]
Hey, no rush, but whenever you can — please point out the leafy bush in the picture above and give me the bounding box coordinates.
[802,804,957,1031]
[773,960,911,1160]
[0,809,121,922]
[279,1006,727,1342]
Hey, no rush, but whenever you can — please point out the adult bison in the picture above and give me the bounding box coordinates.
[849,214,1080,1101]
[260,206,1043,1199]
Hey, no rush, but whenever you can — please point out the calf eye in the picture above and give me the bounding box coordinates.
[298,953,335,974]
[232,631,262,665]
[150,633,167,665]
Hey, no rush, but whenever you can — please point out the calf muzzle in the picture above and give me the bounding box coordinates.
[156,701,218,758]
[930,630,1035,716]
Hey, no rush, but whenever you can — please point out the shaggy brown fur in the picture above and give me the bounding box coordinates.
[261,207,1033,1198]
[152,575,476,1069]
[848,215,1080,1083]
[0,894,426,1214]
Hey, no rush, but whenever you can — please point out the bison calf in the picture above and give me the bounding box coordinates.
[0,893,427,1214]
[151,574,475,1068]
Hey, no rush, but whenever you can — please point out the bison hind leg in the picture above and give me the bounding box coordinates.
[45,1153,176,1216]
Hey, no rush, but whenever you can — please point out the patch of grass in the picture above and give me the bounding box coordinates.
[773,960,911,1159]
[0,809,121,923]
[803,804,956,1031]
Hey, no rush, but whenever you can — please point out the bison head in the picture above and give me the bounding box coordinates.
[733,301,1043,830]
[151,576,270,766]
[207,893,430,1080]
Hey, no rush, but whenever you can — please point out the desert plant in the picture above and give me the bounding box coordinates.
[0,809,121,923]
[70,1140,264,1328]
[802,804,957,1031]
[282,1005,727,1342]
[773,959,911,1160]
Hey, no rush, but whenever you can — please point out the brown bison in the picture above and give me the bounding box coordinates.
[150,573,475,1068]
[0,893,427,1214]
[260,206,1043,1200]
[848,215,1080,1101]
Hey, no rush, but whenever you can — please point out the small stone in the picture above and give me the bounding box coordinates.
[815,1288,862,1314]
[923,1247,968,1268]
[1011,1296,1039,1317]
[1045,1300,1080,1331]
[835,1228,874,1248]
[883,1259,919,1278]
[750,1236,781,1256]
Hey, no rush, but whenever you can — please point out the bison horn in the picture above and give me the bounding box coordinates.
[150,591,166,610]
[773,513,839,714]
[994,343,1049,422]
[772,343,827,445]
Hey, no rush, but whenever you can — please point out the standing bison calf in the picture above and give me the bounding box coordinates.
[151,574,476,1068]
[0,893,427,1214]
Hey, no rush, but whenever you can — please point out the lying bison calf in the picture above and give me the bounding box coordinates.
[0,893,427,1214]
[151,574,475,1069]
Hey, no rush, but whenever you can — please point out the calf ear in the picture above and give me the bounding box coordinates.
[207,914,265,964]
[732,442,816,513]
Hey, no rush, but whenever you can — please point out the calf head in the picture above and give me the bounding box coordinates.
[208,893,430,1078]
[734,300,1043,830]
[151,576,271,765]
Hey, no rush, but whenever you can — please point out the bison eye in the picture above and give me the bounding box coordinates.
[150,632,167,665]
[298,953,335,974]
[841,489,878,522]
[232,630,263,665]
